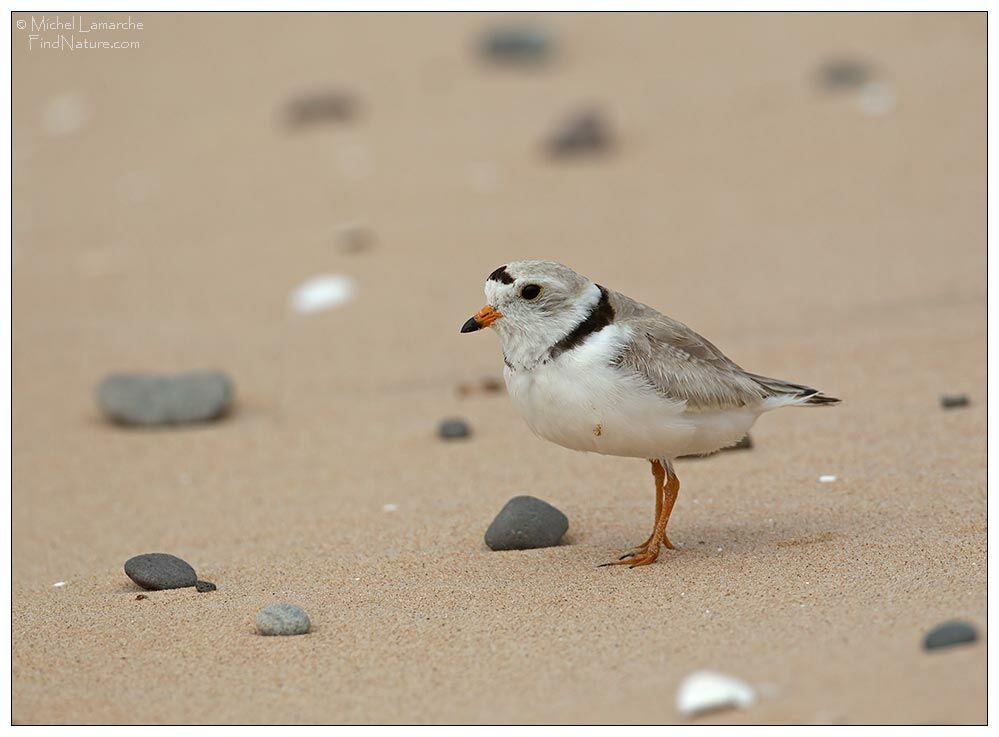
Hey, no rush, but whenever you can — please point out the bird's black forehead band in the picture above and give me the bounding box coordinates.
[487,265,515,284]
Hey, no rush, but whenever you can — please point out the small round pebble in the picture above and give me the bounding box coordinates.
[480,25,553,63]
[256,603,311,636]
[924,620,978,651]
[485,495,569,551]
[97,371,234,426]
[438,417,471,440]
[546,109,611,157]
[285,90,356,127]
[289,274,357,314]
[335,223,374,253]
[676,670,756,717]
[940,394,970,409]
[815,59,872,90]
[195,580,217,593]
[124,553,198,591]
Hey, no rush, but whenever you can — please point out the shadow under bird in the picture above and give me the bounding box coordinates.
[460,260,840,567]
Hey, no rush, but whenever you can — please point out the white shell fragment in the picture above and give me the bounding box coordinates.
[289,274,357,314]
[382,503,399,513]
[819,475,837,483]
[52,581,67,588]
[676,670,757,717]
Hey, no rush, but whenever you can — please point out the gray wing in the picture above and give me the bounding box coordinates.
[606,290,820,410]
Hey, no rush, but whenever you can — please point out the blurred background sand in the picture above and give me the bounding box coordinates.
[12,12,985,724]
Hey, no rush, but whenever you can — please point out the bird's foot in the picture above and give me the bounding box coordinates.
[600,546,661,568]
[614,534,675,561]
[601,535,674,568]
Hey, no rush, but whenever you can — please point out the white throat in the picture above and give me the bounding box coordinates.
[495,282,602,371]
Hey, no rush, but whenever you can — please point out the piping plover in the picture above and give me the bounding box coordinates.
[461,260,839,567]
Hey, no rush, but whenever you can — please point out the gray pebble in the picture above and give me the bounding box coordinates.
[256,603,311,636]
[335,223,374,253]
[438,417,471,440]
[940,394,970,409]
[485,495,569,551]
[546,109,611,157]
[816,59,872,90]
[480,25,552,64]
[924,620,978,651]
[124,553,198,591]
[195,580,216,593]
[286,91,356,127]
[97,371,234,426]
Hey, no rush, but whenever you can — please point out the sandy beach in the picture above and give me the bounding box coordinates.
[12,12,985,724]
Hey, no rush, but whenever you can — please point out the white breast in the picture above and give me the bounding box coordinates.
[504,324,762,460]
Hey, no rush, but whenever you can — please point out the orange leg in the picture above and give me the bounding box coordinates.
[602,459,680,568]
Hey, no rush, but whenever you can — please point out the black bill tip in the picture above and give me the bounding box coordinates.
[460,316,482,334]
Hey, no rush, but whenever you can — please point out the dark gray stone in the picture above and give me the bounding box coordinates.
[816,59,872,90]
[485,495,569,551]
[480,25,552,64]
[256,603,311,636]
[940,394,970,409]
[546,109,611,157]
[97,371,234,426]
[124,553,198,590]
[195,580,216,593]
[924,620,978,651]
[438,417,471,440]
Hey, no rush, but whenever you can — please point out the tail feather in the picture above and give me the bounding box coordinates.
[802,392,841,406]
[746,372,841,406]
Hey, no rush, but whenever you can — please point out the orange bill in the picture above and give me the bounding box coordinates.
[460,304,503,333]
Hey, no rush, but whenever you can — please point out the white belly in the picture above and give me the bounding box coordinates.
[503,328,761,460]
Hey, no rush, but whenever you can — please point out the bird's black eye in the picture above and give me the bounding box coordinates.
[520,284,543,301]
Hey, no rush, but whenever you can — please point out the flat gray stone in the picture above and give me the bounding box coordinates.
[940,394,970,409]
[124,553,198,590]
[924,620,978,651]
[485,495,568,551]
[195,580,216,593]
[97,371,233,426]
[256,603,311,636]
[438,417,471,440]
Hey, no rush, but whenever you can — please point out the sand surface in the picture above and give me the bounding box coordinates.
[12,12,986,724]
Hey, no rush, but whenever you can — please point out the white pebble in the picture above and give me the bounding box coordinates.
[819,475,837,483]
[382,503,399,512]
[676,670,757,717]
[289,274,357,314]
[857,80,896,116]
[52,581,66,588]
[42,93,90,136]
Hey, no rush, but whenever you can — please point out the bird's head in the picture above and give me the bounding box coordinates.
[460,260,601,362]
